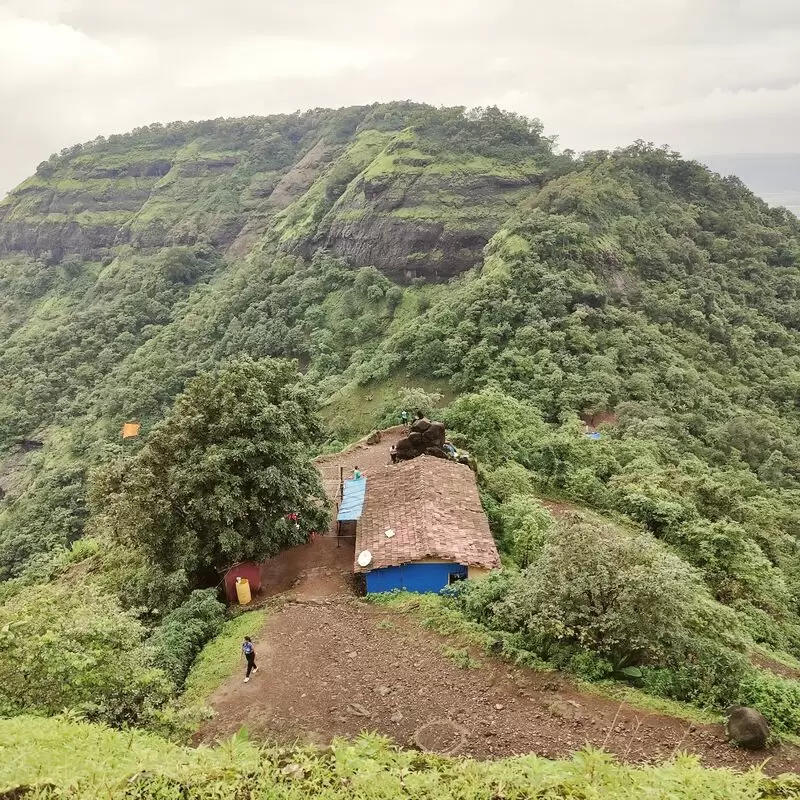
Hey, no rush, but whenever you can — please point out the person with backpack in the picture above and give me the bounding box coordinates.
[242,636,258,683]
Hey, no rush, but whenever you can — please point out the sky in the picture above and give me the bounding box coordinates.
[1,0,799,196]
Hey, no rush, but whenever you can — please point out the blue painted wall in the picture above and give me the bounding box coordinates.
[365,562,468,594]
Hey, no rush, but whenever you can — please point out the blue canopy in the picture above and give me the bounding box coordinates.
[337,478,367,521]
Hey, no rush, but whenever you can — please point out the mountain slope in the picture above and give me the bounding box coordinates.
[0,104,799,653]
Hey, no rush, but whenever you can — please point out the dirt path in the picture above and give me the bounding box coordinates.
[197,600,800,775]
[315,426,405,502]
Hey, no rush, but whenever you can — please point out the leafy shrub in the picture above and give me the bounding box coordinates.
[6,714,800,800]
[494,495,553,567]
[568,651,614,681]
[483,462,534,501]
[736,670,800,735]
[639,644,749,710]
[445,570,515,627]
[149,589,226,688]
[492,516,708,668]
[0,584,170,726]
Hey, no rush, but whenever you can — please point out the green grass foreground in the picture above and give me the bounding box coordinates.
[2,716,799,799]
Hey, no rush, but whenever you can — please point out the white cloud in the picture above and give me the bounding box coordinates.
[0,0,798,194]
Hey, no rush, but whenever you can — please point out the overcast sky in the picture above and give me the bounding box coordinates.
[1,0,798,196]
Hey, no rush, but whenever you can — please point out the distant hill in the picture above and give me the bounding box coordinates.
[701,154,800,216]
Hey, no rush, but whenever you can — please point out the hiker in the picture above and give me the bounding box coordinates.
[443,441,457,459]
[242,636,258,683]
[415,409,424,421]
[390,444,398,464]
[353,466,362,480]
[400,410,409,429]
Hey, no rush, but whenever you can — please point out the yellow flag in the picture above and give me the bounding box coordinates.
[121,422,141,439]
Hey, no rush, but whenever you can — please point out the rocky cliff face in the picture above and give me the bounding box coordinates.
[0,105,561,280]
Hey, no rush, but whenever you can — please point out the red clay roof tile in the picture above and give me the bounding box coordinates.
[353,456,501,572]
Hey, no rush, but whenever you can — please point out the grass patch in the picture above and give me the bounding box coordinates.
[752,644,800,674]
[577,681,722,726]
[3,716,799,799]
[320,374,454,439]
[442,646,481,670]
[181,608,267,705]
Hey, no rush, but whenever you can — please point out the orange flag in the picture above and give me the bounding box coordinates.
[121,422,141,439]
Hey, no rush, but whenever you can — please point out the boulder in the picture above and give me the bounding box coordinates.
[423,422,446,446]
[366,430,382,445]
[425,446,447,459]
[726,707,770,750]
[407,431,423,447]
[395,437,413,452]
[411,417,431,433]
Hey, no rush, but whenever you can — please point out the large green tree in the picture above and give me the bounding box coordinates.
[91,358,330,600]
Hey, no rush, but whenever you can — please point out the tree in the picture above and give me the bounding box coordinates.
[91,358,330,600]
[0,584,169,726]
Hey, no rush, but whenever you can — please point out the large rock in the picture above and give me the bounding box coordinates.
[422,422,446,446]
[726,707,770,750]
[407,431,423,448]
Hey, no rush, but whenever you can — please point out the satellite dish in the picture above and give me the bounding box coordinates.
[385,528,395,538]
[357,549,373,568]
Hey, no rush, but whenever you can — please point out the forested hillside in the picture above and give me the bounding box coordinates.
[1,103,800,754]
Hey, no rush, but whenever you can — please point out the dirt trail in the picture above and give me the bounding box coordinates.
[315,426,405,501]
[198,601,800,774]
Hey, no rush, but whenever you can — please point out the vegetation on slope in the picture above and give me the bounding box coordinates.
[3,716,799,799]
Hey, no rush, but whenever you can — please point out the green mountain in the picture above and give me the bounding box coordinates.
[1,103,800,745]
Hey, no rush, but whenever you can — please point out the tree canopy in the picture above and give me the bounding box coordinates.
[90,358,330,604]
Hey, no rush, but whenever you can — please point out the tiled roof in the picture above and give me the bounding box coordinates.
[354,456,501,572]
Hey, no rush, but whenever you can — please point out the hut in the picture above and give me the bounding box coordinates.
[354,456,500,593]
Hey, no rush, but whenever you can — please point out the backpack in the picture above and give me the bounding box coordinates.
[243,641,254,655]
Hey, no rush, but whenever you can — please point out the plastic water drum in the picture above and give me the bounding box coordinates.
[235,577,251,605]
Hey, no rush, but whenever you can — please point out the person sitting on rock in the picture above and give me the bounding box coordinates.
[443,442,457,459]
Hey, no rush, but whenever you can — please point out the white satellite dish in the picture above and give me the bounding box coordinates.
[385,528,395,538]
[357,549,373,568]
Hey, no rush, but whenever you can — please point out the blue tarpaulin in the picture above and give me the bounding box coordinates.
[586,432,601,440]
[337,478,367,521]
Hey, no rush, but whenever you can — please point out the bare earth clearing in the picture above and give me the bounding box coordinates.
[197,431,800,775]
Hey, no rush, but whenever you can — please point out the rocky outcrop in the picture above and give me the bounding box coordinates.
[311,131,542,281]
[268,139,337,209]
[395,418,448,461]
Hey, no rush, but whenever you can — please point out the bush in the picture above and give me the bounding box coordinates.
[736,670,800,735]
[149,589,226,687]
[494,495,553,568]
[483,462,535,501]
[492,515,707,668]
[0,584,170,726]
[639,644,749,710]
[569,651,615,681]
